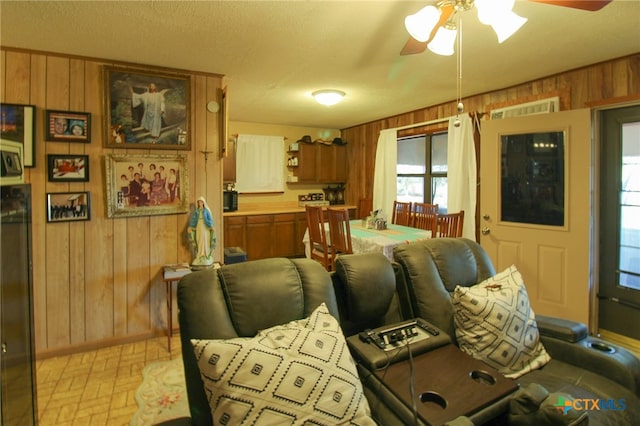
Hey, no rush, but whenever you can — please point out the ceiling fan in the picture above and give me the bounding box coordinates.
[401,0,613,56]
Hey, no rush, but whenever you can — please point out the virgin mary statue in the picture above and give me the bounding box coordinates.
[187,196,216,266]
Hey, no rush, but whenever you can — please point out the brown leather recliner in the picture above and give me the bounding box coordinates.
[177,254,414,426]
[393,237,640,425]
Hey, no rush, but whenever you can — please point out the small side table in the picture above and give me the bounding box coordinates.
[162,262,220,353]
[162,276,182,354]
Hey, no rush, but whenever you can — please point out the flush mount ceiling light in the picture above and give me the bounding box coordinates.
[401,0,612,56]
[312,90,346,106]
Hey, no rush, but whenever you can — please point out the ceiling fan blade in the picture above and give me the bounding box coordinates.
[528,0,612,11]
[400,3,455,56]
[401,38,428,56]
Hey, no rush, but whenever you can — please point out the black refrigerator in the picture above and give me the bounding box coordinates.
[1,183,37,425]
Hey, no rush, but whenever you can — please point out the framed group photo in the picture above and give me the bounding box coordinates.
[45,110,91,143]
[104,66,191,150]
[47,154,89,182]
[0,103,36,167]
[46,191,91,223]
[104,154,189,218]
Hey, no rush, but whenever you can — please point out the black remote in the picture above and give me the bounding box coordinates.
[416,318,440,336]
[360,328,386,349]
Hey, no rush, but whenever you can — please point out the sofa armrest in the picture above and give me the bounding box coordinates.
[540,334,640,396]
[535,314,588,343]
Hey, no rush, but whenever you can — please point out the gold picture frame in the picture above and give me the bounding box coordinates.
[104,66,191,149]
[104,154,189,218]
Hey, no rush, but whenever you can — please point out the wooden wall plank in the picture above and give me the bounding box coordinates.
[84,61,115,342]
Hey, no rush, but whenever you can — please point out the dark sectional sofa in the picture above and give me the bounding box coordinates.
[176,238,640,425]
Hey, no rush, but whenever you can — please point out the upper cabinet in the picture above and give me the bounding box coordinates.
[288,143,347,184]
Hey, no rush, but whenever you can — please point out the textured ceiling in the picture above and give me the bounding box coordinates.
[1,0,639,129]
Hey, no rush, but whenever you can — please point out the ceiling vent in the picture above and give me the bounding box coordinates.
[490,97,560,119]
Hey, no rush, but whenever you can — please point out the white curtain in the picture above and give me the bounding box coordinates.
[236,134,285,193]
[373,129,398,222]
[447,113,477,240]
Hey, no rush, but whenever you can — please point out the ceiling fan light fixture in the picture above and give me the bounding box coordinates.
[475,0,515,25]
[404,5,441,42]
[312,90,346,106]
[491,11,528,43]
[428,23,457,56]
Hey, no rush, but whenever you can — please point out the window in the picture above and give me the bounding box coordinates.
[397,133,448,212]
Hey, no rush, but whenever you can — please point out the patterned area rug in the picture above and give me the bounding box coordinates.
[130,357,190,425]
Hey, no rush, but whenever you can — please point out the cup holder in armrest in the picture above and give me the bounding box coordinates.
[469,370,497,386]
[420,391,447,409]
[588,340,616,354]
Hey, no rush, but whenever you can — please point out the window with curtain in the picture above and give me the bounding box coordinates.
[397,133,448,212]
[236,134,285,193]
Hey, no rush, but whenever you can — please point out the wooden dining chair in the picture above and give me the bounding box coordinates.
[305,205,332,271]
[392,201,412,226]
[436,210,465,238]
[357,197,373,219]
[326,207,353,269]
[412,202,438,234]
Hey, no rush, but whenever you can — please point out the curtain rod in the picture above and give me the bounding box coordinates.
[391,116,451,132]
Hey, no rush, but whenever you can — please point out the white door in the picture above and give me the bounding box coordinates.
[480,109,591,325]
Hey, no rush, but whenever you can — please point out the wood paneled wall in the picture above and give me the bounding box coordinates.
[1,48,224,357]
[341,54,640,207]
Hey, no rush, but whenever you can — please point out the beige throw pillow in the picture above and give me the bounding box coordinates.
[191,303,376,425]
[452,264,550,379]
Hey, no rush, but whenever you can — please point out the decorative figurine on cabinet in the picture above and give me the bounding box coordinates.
[187,196,216,266]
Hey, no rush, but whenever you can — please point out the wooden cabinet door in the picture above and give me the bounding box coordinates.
[316,144,334,183]
[245,215,273,260]
[296,143,317,183]
[295,212,308,257]
[224,216,246,249]
[272,213,297,257]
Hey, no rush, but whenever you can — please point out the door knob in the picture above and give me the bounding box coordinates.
[481,227,491,235]
[483,214,490,221]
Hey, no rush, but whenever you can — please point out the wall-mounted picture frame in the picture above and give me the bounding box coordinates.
[47,154,89,182]
[45,110,91,143]
[104,66,191,150]
[104,154,189,218]
[0,139,24,185]
[46,191,91,223]
[0,103,36,167]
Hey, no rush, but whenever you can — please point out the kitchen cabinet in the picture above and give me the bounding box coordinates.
[288,143,346,184]
[223,207,356,261]
[223,215,245,249]
[317,144,348,183]
[245,215,273,260]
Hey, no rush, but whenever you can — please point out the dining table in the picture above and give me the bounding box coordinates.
[303,219,432,261]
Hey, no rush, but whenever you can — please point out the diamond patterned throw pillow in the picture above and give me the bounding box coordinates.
[191,303,376,425]
[452,264,551,379]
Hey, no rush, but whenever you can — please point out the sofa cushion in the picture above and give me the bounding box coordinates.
[452,264,550,379]
[191,303,376,425]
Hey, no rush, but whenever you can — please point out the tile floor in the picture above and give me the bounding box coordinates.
[33,329,639,425]
[36,335,182,425]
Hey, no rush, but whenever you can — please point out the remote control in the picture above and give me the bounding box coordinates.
[360,328,386,349]
[416,318,440,336]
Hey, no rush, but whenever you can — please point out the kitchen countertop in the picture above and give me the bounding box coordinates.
[223,202,357,217]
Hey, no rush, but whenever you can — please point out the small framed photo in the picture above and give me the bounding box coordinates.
[46,191,91,223]
[45,110,91,143]
[0,103,36,167]
[47,154,89,182]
